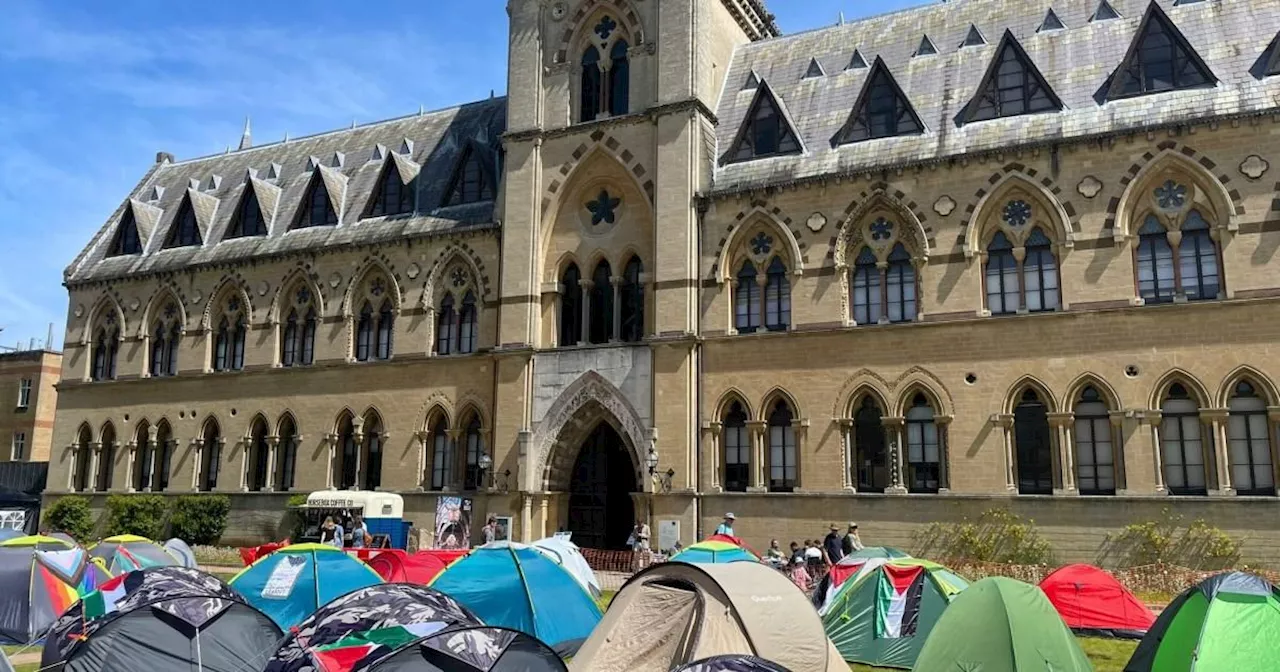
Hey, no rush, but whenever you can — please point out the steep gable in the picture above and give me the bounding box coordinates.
[959,30,1063,124]
[724,82,803,163]
[833,57,925,145]
[1106,1,1215,100]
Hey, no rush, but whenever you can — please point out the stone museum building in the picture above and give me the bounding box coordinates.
[46,0,1280,558]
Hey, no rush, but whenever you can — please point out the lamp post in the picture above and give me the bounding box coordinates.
[646,447,674,493]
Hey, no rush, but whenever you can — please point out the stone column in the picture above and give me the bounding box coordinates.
[265,436,280,492]
[1202,408,1232,495]
[520,494,533,543]
[726,279,739,334]
[89,441,102,491]
[323,434,338,489]
[838,418,855,492]
[992,414,1015,491]
[538,496,549,541]
[125,441,138,493]
[239,436,250,493]
[705,422,722,491]
[1012,245,1028,313]
[145,425,158,493]
[936,415,953,493]
[65,444,78,491]
[883,416,907,494]
[190,438,204,490]
[1144,410,1167,493]
[1047,412,1076,494]
[1109,411,1128,493]
[447,428,463,490]
[414,430,430,491]
[578,278,592,345]
[746,420,767,491]
[876,261,890,325]
[610,275,623,341]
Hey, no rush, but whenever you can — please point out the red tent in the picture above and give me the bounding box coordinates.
[1039,564,1155,638]
[362,549,468,584]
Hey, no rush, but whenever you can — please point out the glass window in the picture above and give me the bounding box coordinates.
[430,423,450,491]
[986,232,1020,314]
[1023,228,1059,312]
[376,301,394,360]
[370,162,413,216]
[356,303,373,361]
[886,243,916,323]
[967,37,1059,121]
[735,260,760,333]
[854,396,888,492]
[248,422,270,492]
[851,247,881,325]
[464,418,484,491]
[731,89,801,161]
[299,173,338,228]
[282,310,298,367]
[609,40,630,116]
[1137,215,1175,303]
[1014,388,1053,494]
[198,423,220,492]
[1074,386,1116,495]
[301,309,316,366]
[723,402,749,492]
[337,417,357,490]
[18,378,32,409]
[1116,10,1213,97]
[154,424,173,492]
[1179,211,1219,301]
[276,419,297,492]
[560,264,583,346]
[167,199,202,248]
[839,61,923,143]
[764,256,790,331]
[580,46,602,122]
[1161,383,1207,495]
[229,185,266,237]
[1228,381,1275,496]
[11,432,25,461]
[92,328,119,381]
[459,292,478,354]
[767,401,797,492]
[444,148,495,207]
[906,394,940,493]
[620,257,644,343]
[589,261,614,344]
[73,430,92,492]
[437,293,456,356]
[363,420,383,491]
[110,210,142,256]
[97,426,116,492]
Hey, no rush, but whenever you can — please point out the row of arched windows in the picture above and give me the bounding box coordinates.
[558,256,645,346]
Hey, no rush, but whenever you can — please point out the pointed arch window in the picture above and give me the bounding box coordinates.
[363,416,383,491]
[734,260,760,334]
[276,417,298,492]
[337,416,357,490]
[906,393,941,493]
[198,422,221,492]
[851,248,881,325]
[764,256,791,332]
[429,420,451,491]
[1228,381,1275,496]
[443,146,495,207]
[91,325,119,382]
[356,302,374,362]
[228,185,267,238]
[1136,210,1220,304]
[463,417,484,491]
[1161,383,1207,495]
[835,58,924,144]
[767,400,797,492]
[729,86,801,162]
[369,161,414,217]
[1023,228,1060,312]
[620,256,644,343]
[886,243,917,323]
[609,40,630,116]
[150,318,180,378]
[722,402,749,493]
[298,172,338,228]
[1179,211,1219,301]
[154,423,173,492]
[589,260,614,344]
[1014,388,1053,495]
[1074,386,1116,495]
[110,209,142,256]
[133,423,152,492]
[437,294,457,356]
[1137,215,1176,303]
[166,198,202,248]
[1110,4,1215,99]
[580,46,603,122]
[560,264,584,346]
[854,396,888,492]
[282,309,299,366]
[985,232,1020,315]
[247,420,270,493]
[459,292,477,354]
[97,425,117,492]
[73,429,92,493]
[962,32,1062,123]
[212,316,246,372]
[376,301,394,360]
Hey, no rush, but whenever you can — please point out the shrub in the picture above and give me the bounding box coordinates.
[105,494,168,539]
[168,496,231,546]
[44,497,95,541]
[284,494,308,541]
[912,507,1055,565]
[1099,507,1241,570]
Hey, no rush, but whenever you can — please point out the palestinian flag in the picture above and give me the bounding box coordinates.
[312,642,381,672]
[312,623,450,671]
[875,564,925,639]
[82,574,130,620]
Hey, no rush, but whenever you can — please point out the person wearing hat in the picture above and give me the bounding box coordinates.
[842,522,865,555]
[714,512,735,536]
[823,523,844,563]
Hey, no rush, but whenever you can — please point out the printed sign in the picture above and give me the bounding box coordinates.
[658,519,680,553]
[308,498,356,509]
[434,496,473,550]
[494,516,513,542]
[261,555,307,599]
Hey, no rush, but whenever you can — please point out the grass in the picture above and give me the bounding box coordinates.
[846,637,1139,672]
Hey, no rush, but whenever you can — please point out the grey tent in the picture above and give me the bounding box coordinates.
[365,626,566,672]
[570,562,844,672]
[673,656,792,672]
[0,648,13,672]
[163,538,198,568]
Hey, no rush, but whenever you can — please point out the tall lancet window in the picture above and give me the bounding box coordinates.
[578,15,630,122]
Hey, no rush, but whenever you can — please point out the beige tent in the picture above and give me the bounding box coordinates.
[570,561,844,672]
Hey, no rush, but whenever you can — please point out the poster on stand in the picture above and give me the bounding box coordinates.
[434,496,473,549]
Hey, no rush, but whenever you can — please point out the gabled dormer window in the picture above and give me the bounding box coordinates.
[725,83,801,163]
[833,57,924,145]
[1257,33,1280,78]
[367,160,414,217]
[1107,2,1215,100]
[960,31,1063,124]
[164,196,202,248]
[295,170,338,229]
[227,184,266,238]
[109,207,142,256]
[442,146,495,207]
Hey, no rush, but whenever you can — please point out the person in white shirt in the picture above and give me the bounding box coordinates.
[714,512,735,536]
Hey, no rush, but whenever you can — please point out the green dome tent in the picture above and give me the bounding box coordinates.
[912,576,1091,672]
[821,558,966,669]
[1124,571,1280,672]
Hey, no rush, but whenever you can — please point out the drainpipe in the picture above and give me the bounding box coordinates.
[695,195,709,540]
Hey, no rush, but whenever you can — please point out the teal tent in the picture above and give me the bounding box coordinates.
[229,543,383,629]
[431,542,601,655]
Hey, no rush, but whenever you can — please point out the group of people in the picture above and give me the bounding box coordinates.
[762,521,864,590]
[319,513,373,549]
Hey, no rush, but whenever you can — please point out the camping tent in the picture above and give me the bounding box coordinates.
[1124,571,1280,671]
[0,537,109,644]
[812,557,889,613]
[263,583,481,672]
[533,536,602,598]
[913,576,1091,672]
[366,550,451,585]
[431,541,601,655]
[0,648,11,672]
[669,539,758,564]
[162,538,198,568]
[88,535,180,573]
[1039,564,1154,638]
[0,462,48,535]
[820,558,967,669]
[848,547,911,561]
[672,656,793,672]
[363,626,568,672]
[41,568,282,672]
[570,561,846,672]
[0,529,21,543]
[0,534,76,551]
[230,543,384,629]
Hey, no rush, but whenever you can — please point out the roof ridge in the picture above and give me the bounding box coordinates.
[164,96,507,167]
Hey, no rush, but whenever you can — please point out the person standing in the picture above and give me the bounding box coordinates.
[350,515,371,549]
[631,518,651,571]
[842,522,865,556]
[764,539,785,567]
[332,518,346,549]
[482,515,498,544]
[823,524,844,563]
[319,517,338,547]
[714,513,735,536]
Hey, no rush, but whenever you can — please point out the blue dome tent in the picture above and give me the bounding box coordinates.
[229,543,382,629]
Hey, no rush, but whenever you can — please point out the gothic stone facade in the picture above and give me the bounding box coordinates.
[47,0,1280,561]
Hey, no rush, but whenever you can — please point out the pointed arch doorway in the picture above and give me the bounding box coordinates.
[567,423,637,550]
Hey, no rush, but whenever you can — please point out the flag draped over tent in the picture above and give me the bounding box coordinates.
[875,563,924,639]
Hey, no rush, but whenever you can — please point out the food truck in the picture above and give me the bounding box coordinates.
[296,490,410,549]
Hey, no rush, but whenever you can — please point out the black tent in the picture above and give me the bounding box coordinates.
[364,627,565,672]
[0,462,47,535]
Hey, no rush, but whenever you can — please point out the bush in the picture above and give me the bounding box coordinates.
[105,494,168,539]
[284,494,307,541]
[1099,508,1241,570]
[44,497,94,541]
[912,507,1055,565]
[168,496,231,546]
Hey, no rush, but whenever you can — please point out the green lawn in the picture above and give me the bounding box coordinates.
[847,637,1138,672]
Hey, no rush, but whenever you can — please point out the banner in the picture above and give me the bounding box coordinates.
[434,496,473,549]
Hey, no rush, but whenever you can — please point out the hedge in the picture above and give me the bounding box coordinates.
[43,497,95,541]
[168,495,231,546]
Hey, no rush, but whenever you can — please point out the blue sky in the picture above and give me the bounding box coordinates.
[0,0,928,351]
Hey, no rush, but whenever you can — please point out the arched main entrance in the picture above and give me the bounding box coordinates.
[567,423,637,550]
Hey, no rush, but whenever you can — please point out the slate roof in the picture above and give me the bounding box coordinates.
[711,0,1280,194]
[67,97,507,284]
